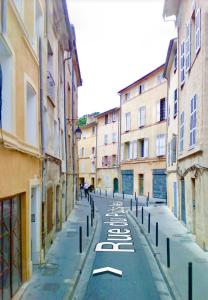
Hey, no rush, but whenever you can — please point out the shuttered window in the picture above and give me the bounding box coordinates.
[104,134,108,145]
[156,134,165,156]
[171,135,177,163]
[112,132,117,143]
[195,8,201,54]
[156,98,166,122]
[185,22,191,71]
[180,41,185,86]
[190,94,197,147]
[125,112,131,131]
[133,141,138,159]
[174,89,178,117]
[180,112,185,152]
[138,106,146,127]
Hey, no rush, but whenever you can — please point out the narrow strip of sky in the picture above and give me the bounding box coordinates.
[67,0,176,117]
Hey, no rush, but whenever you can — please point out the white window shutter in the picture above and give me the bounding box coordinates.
[161,135,166,155]
[143,107,146,126]
[129,142,133,159]
[144,138,149,158]
[195,8,201,54]
[138,109,141,127]
[156,102,160,122]
[133,141,137,159]
[156,136,159,156]
[186,22,191,71]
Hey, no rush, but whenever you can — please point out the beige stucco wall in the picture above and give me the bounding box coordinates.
[120,66,167,197]
[78,123,97,185]
[97,168,120,193]
[173,0,208,249]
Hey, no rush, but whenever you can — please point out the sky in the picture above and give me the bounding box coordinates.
[67,0,176,117]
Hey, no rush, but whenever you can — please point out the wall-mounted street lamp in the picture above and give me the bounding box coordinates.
[66,118,82,140]
[75,126,82,140]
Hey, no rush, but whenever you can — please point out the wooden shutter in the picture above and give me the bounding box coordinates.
[138,108,141,127]
[156,102,160,122]
[195,8,201,54]
[133,141,137,159]
[186,22,191,71]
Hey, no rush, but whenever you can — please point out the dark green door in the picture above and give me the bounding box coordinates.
[113,178,118,193]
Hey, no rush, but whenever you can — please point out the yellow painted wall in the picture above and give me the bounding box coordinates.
[0,0,42,283]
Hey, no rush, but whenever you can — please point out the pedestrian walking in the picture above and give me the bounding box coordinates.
[84,182,89,197]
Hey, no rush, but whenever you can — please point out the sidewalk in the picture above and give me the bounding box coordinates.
[129,205,208,300]
[18,197,97,300]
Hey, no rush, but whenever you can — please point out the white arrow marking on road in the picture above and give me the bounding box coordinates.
[93,267,122,277]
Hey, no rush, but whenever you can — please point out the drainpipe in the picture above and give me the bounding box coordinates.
[71,66,76,206]
[63,54,72,220]
[95,123,98,188]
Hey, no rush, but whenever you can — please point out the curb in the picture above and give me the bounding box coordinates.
[128,210,182,300]
[65,214,99,300]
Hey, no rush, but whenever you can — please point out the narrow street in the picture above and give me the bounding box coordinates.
[76,195,171,300]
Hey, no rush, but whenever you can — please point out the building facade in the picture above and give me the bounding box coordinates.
[96,108,120,193]
[163,0,208,249]
[78,119,97,187]
[0,0,43,297]
[0,0,81,298]
[164,38,179,216]
[119,65,167,198]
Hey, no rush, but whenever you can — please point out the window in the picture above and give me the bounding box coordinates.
[156,134,165,156]
[174,47,177,72]
[168,142,171,166]
[156,98,166,122]
[180,41,185,86]
[103,156,108,166]
[139,84,145,94]
[174,89,178,117]
[104,134,108,145]
[195,8,201,54]
[112,132,117,143]
[91,147,95,155]
[82,130,86,139]
[190,95,197,147]
[112,155,117,167]
[26,83,37,146]
[0,40,13,133]
[180,112,185,152]
[112,111,117,122]
[126,142,132,160]
[125,92,131,101]
[171,135,177,163]
[138,138,148,158]
[105,114,108,125]
[47,41,55,102]
[14,0,23,15]
[125,112,131,131]
[34,0,43,52]
[81,147,85,157]
[138,106,146,127]
[185,22,191,71]
[92,126,96,136]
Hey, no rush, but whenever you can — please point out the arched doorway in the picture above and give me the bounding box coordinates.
[113,178,119,193]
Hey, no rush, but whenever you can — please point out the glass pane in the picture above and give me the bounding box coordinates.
[11,196,22,296]
[2,200,11,300]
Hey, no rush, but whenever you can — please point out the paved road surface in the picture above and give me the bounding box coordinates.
[82,196,168,300]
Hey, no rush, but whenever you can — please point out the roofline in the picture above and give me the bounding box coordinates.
[97,107,120,118]
[163,38,177,78]
[81,121,97,129]
[118,64,165,94]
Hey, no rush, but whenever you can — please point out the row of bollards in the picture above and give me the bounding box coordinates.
[131,200,192,300]
[79,193,95,255]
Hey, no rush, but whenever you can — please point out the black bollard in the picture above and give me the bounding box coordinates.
[148,213,150,233]
[94,188,95,194]
[167,238,170,268]
[81,190,82,199]
[136,201,138,217]
[105,190,107,197]
[87,216,89,237]
[156,222,158,247]
[135,192,136,200]
[92,201,95,219]
[113,191,114,198]
[91,211,93,227]
[123,192,124,200]
[142,206,144,224]
[79,226,82,253]
[130,199,132,211]
[100,189,101,196]
[146,192,149,207]
[188,262,192,300]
